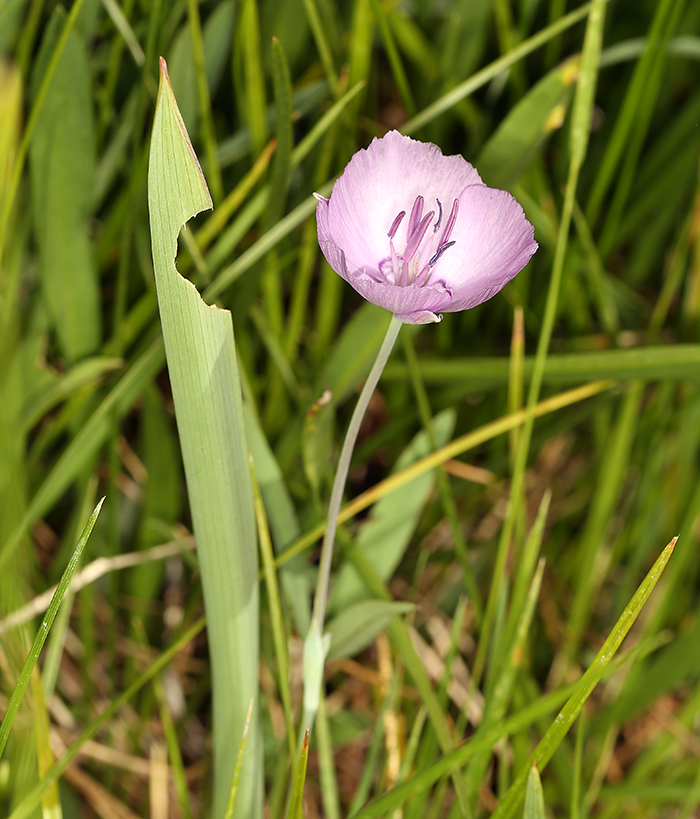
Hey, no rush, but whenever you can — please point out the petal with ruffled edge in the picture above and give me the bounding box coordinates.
[345,272,453,324]
[326,131,483,274]
[430,185,538,312]
[316,195,350,281]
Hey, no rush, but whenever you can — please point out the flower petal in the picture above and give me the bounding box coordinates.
[432,186,538,311]
[316,196,351,281]
[326,131,483,273]
[344,270,453,321]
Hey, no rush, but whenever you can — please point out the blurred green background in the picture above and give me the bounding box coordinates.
[0,0,699,816]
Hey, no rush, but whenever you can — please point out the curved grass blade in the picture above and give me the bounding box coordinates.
[251,459,296,760]
[7,617,207,819]
[523,765,546,819]
[490,537,677,819]
[349,538,675,819]
[0,497,104,759]
[224,701,254,819]
[288,729,310,819]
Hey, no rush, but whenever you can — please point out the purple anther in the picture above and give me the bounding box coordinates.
[388,210,406,239]
[428,240,456,267]
[404,211,435,261]
[440,199,459,246]
[407,196,424,239]
[433,199,443,233]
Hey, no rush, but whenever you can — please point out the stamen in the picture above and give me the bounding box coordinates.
[428,240,455,267]
[433,199,443,233]
[414,263,432,286]
[440,199,459,246]
[391,239,404,285]
[404,211,435,262]
[407,196,424,238]
[388,210,406,239]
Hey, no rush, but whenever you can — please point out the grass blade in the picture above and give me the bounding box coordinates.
[288,729,310,819]
[224,701,254,819]
[491,536,677,819]
[0,497,104,758]
[7,617,207,819]
[251,458,296,760]
[523,765,545,819]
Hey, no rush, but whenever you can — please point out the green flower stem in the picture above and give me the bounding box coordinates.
[311,314,402,634]
[302,314,402,732]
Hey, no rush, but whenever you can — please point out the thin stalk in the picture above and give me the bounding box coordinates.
[311,315,402,634]
[301,315,402,736]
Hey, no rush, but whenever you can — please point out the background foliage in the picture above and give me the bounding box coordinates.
[0,0,699,817]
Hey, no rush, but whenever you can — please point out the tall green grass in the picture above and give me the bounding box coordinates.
[0,0,699,817]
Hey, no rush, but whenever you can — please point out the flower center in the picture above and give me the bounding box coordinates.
[379,195,459,287]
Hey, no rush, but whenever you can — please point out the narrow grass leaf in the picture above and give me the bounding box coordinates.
[7,617,207,819]
[346,545,471,815]
[30,668,62,819]
[251,459,296,759]
[238,0,268,156]
[0,497,103,759]
[383,346,700,387]
[523,765,545,819]
[289,729,310,819]
[148,59,261,819]
[367,0,415,116]
[300,0,339,96]
[491,537,676,819]
[245,405,311,634]
[224,701,254,819]
[152,672,193,819]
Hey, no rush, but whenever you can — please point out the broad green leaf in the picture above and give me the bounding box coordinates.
[30,9,100,362]
[523,765,546,819]
[148,59,261,819]
[478,56,579,189]
[326,599,415,660]
[330,408,456,614]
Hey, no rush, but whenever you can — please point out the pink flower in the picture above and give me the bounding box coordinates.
[315,131,538,324]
